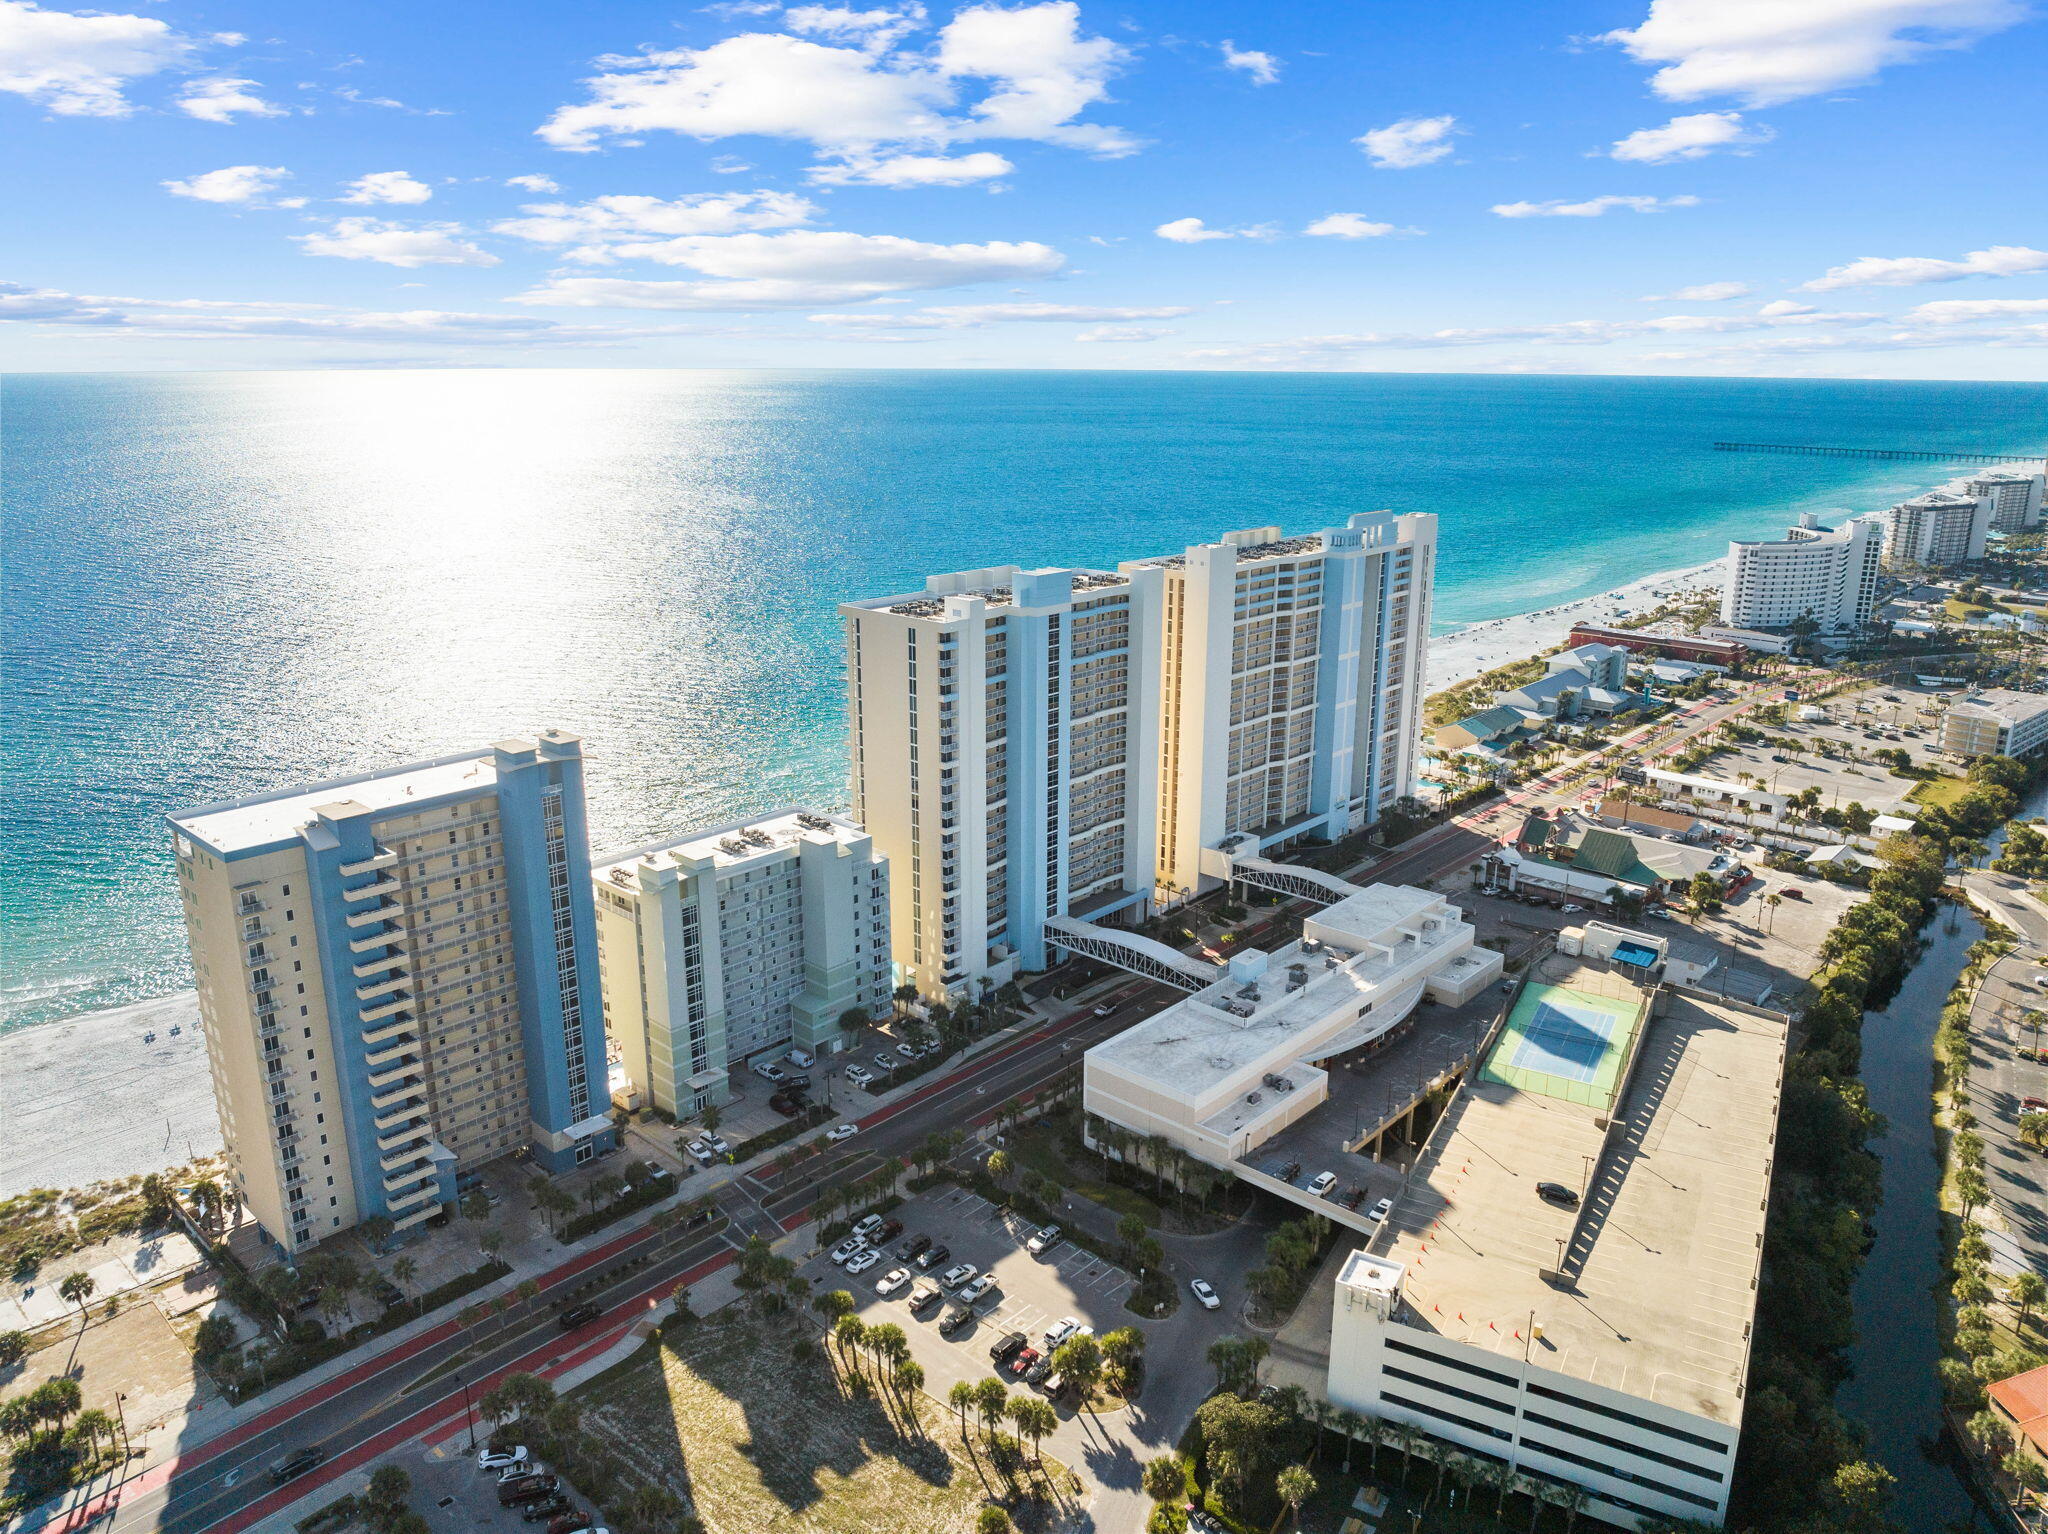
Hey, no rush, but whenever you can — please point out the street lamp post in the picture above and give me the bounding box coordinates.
[461,1370,479,1452]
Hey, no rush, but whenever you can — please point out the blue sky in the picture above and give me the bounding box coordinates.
[4,0,2046,376]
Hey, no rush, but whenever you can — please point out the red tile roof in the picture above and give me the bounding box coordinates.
[1990,1363,2048,1456]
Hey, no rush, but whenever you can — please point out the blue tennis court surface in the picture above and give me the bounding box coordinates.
[1507,996,1619,1084]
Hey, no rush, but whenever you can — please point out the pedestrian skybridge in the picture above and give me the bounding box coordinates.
[1043,918,1223,991]
[1208,834,1363,907]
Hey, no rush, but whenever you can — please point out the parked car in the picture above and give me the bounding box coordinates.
[546,1514,598,1534]
[522,1497,574,1522]
[500,1476,560,1507]
[958,1273,998,1305]
[271,1448,324,1485]
[896,1232,932,1261]
[829,1235,869,1265]
[895,1041,920,1060]
[845,1249,882,1275]
[940,1262,978,1289]
[751,1060,788,1084]
[786,1048,815,1069]
[852,1213,884,1240]
[1043,1316,1082,1351]
[915,1243,951,1270]
[1189,1278,1220,1310]
[2023,1096,2048,1112]
[1025,1223,1061,1254]
[871,1053,898,1073]
[685,1139,716,1164]
[1368,1196,1394,1223]
[1091,1002,1117,1018]
[703,1133,731,1155]
[844,1065,875,1087]
[908,1282,942,1313]
[1782,887,1806,900]
[767,1093,805,1118]
[479,1446,530,1472]
[875,1266,912,1297]
[826,1122,859,1142]
[1007,1345,1040,1376]
[1536,1181,1581,1208]
[1024,1351,1055,1385]
[556,1303,602,1331]
[938,1303,973,1334]
[990,1330,1028,1365]
[1306,1171,1338,1197]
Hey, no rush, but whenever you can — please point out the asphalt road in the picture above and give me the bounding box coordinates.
[1960,870,2048,1280]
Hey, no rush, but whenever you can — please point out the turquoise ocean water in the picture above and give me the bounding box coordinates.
[4,368,2046,1032]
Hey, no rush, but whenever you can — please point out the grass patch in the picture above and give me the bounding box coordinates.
[573,1312,1080,1533]
[1909,774,1975,810]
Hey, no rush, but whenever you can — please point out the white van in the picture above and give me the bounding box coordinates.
[786,1048,815,1069]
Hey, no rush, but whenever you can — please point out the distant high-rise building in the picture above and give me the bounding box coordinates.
[1125,512,1436,902]
[1720,513,1881,634]
[168,732,615,1254]
[1965,469,2046,534]
[1876,489,1992,569]
[591,809,892,1116]
[841,565,1165,997]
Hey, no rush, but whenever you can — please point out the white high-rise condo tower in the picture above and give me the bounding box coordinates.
[842,566,1165,998]
[1964,468,2045,534]
[1720,513,1881,635]
[1125,512,1436,903]
[1875,488,1992,569]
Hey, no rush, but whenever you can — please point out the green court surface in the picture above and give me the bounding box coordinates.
[1480,981,1644,1110]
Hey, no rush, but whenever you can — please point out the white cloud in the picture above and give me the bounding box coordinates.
[808,300,1192,328]
[710,155,753,173]
[163,164,290,204]
[1908,297,2048,323]
[493,191,819,261]
[1640,280,1749,301]
[509,229,1064,308]
[1598,0,2026,107]
[1756,298,1814,315]
[1303,213,1398,239]
[0,280,736,347]
[1076,324,1170,341]
[1355,115,1458,169]
[1155,217,1276,244]
[296,218,500,268]
[1492,194,1699,218]
[1609,110,1769,163]
[176,76,283,123]
[1219,40,1279,85]
[808,150,1012,186]
[538,1,1136,176]
[1804,244,2048,289]
[341,170,434,205]
[0,0,203,117]
[783,5,928,49]
[506,174,561,192]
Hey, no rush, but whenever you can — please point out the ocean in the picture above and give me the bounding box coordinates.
[4,368,2045,1033]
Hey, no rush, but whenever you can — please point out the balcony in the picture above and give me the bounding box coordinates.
[365,1040,414,1069]
[388,1184,438,1213]
[361,1019,415,1048]
[383,1163,436,1194]
[345,900,404,929]
[374,1105,424,1133]
[238,923,271,942]
[353,954,407,980]
[348,928,405,955]
[339,848,399,876]
[359,995,411,1023]
[243,945,270,967]
[342,876,402,903]
[367,1059,419,1090]
[356,975,407,1003]
[370,1081,422,1112]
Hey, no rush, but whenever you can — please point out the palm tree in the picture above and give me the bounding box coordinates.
[1559,1484,1592,1531]
[1143,1455,1186,1506]
[1272,1464,1316,1534]
[58,1272,96,1330]
[1008,1394,1056,1463]
[1333,1407,1364,1473]
[1446,1453,1479,1509]
[948,1379,977,1439]
[389,1256,418,1308]
[974,1377,1009,1445]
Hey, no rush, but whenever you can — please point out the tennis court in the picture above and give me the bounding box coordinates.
[1481,980,1645,1109]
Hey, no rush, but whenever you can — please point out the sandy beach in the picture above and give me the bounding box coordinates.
[1425,556,1726,693]
[0,991,215,1199]
[0,557,1729,1198]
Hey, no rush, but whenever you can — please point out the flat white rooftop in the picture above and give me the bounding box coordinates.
[1086,884,1459,1101]
[593,808,866,880]
[170,749,501,855]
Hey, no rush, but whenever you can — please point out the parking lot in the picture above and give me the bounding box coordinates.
[809,1186,1141,1406]
[384,1440,604,1534]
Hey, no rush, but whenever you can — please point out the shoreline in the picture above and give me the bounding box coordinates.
[1425,555,1726,693]
[0,557,1728,1195]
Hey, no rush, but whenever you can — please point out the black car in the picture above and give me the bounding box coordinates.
[557,1302,603,1330]
[895,1233,932,1261]
[939,1303,973,1335]
[914,1243,950,1271]
[1536,1181,1581,1208]
[500,1476,558,1506]
[370,1280,403,1309]
[989,1330,1027,1365]
[522,1496,574,1521]
[270,1447,324,1484]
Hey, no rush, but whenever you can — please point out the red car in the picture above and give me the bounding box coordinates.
[2023,1097,2048,1112]
[1007,1346,1039,1377]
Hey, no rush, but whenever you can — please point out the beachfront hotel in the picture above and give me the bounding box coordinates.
[1719,511,1881,634]
[590,809,893,1116]
[168,732,616,1254]
[1329,961,1786,1530]
[841,511,1435,999]
[1122,512,1437,906]
[1966,468,2046,533]
[1874,487,1993,570]
[841,564,1166,997]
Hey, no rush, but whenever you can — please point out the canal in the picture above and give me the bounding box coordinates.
[1835,904,1981,1529]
